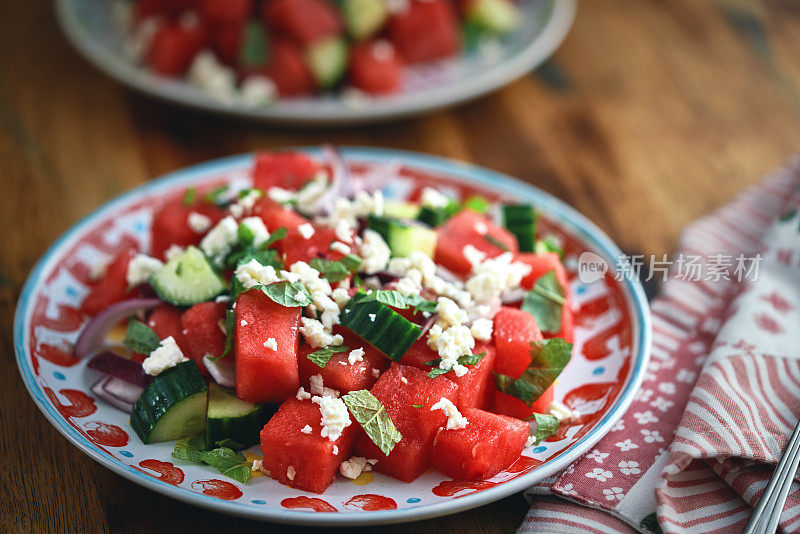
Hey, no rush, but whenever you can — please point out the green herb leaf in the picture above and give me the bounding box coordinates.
[307,345,349,368]
[402,294,438,314]
[521,270,565,334]
[424,352,486,378]
[524,412,560,445]
[239,19,269,68]
[213,438,245,451]
[342,389,402,456]
[358,289,435,313]
[463,195,490,213]
[259,280,312,307]
[263,226,287,248]
[238,221,256,245]
[493,338,572,406]
[410,403,423,408]
[123,319,162,354]
[183,187,196,206]
[534,236,565,258]
[172,440,251,484]
[340,254,362,272]
[483,233,509,251]
[204,185,230,206]
[209,308,236,362]
[309,256,360,283]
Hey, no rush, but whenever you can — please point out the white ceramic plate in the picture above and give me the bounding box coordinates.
[14,147,650,525]
[55,0,576,125]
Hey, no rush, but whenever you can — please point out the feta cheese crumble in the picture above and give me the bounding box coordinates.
[347,348,364,365]
[339,456,375,479]
[296,387,312,401]
[240,320,248,327]
[251,459,263,472]
[263,338,278,351]
[420,187,448,208]
[286,465,296,481]
[330,241,351,255]
[126,254,163,287]
[466,252,531,303]
[187,50,236,104]
[235,258,279,289]
[300,317,343,348]
[358,229,391,274]
[239,75,276,107]
[298,223,316,240]
[430,398,468,430]
[309,374,340,398]
[548,400,580,423]
[142,336,188,376]
[200,216,238,259]
[470,318,494,341]
[240,216,270,247]
[188,211,212,233]
[312,395,351,441]
[300,424,312,434]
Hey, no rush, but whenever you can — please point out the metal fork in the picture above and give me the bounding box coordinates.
[742,418,800,534]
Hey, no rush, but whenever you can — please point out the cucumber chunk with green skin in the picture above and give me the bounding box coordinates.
[502,204,537,252]
[150,246,226,306]
[306,37,348,89]
[417,200,461,227]
[367,215,437,258]
[343,0,388,39]
[467,0,519,35]
[340,293,422,361]
[131,361,208,444]
[205,384,273,449]
[383,200,420,220]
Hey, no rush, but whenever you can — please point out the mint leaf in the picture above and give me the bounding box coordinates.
[124,319,161,354]
[239,19,269,68]
[342,389,402,456]
[493,338,572,406]
[483,233,509,251]
[358,290,435,313]
[208,308,235,362]
[525,412,560,445]
[534,236,564,258]
[463,195,490,214]
[172,440,251,484]
[183,187,196,206]
[310,256,360,283]
[402,294,437,314]
[307,345,349,368]
[521,270,565,334]
[263,226,287,248]
[204,185,230,206]
[260,280,312,307]
[424,352,486,378]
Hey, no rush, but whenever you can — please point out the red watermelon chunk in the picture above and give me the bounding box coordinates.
[147,22,207,76]
[353,363,459,482]
[254,197,339,266]
[263,0,342,46]
[491,385,554,420]
[298,327,388,394]
[135,303,189,365]
[150,196,225,260]
[181,301,227,375]
[431,408,528,480]
[235,288,300,402]
[350,40,403,95]
[493,306,542,378]
[199,0,253,27]
[434,210,518,276]
[264,39,317,96]
[400,339,496,411]
[260,398,355,493]
[252,152,322,191]
[389,0,459,63]
[81,248,139,316]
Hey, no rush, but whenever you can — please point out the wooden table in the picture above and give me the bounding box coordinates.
[3,0,800,532]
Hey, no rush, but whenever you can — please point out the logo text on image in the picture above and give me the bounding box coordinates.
[578,252,608,283]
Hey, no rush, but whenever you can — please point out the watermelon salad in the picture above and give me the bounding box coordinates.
[114,0,521,106]
[77,149,580,494]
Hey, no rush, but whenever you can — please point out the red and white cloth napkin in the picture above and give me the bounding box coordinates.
[520,157,800,533]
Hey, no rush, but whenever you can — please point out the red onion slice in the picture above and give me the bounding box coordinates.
[74,298,161,359]
[91,375,143,413]
[419,313,438,337]
[312,144,349,215]
[204,356,235,388]
[88,351,152,388]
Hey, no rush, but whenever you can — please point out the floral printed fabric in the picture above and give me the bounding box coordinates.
[520,157,800,533]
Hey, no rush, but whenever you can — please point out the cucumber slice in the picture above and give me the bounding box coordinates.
[343,0,388,39]
[367,215,437,258]
[131,361,208,444]
[150,246,226,306]
[340,293,422,361]
[384,200,420,220]
[417,199,461,227]
[306,37,348,89]
[467,0,519,35]
[205,384,272,449]
[502,204,537,253]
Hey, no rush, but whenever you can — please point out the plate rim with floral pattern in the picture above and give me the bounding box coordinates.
[13,147,651,526]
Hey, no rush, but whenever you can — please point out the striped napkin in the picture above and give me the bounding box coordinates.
[520,157,800,533]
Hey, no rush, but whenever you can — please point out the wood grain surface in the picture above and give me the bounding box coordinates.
[2,0,800,532]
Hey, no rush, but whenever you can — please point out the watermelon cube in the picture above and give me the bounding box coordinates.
[264,39,317,96]
[260,398,355,493]
[491,384,554,420]
[434,210,518,276]
[139,303,188,364]
[400,339,496,411]
[431,408,528,480]
[252,152,322,191]
[254,197,339,266]
[199,0,253,27]
[235,288,301,403]
[80,248,139,316]
[181,301,227,375]
[516,252,573,342]
[262,0,342,46]
[388,0,460,63]
[147,22,207,76]
[353,363,459,482]
[150,196,225,260]
[493,306,542,378]
[298,327,388,394]
[349,40,403,95]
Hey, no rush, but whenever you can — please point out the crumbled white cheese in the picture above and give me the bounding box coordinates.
[240,320,248,327]
[400,376,408,384]
[420,187,448,208]
[331,287,352,308]
[474,221,488,235]
[466,252,531,303]
[335,219,354,243]
[463,244,487,272]
[330,241,351,255]
[165,244,185,261]
[239,75,276,107]
[430,398,468,430]
[188,211,212,233]
[300,424,312,434]
[229,203,244,219]
[312,395,351,441]
[239,189,263,211]
[142,336,188,376]
[470,318,494,341]
[268,187,295,204]
[372,368,381,378]
[187,50,236,104]
[296,387,312,401]
[548,400,580,423]
[288,261,332,296]
[432,325,474,377]
[309,374,340,398]
[300,318,343,348]
[298,223,316,240]
[263,338,278,351]
[251,459,263,472]
[436,297,469,328]
[359,229,391,275]
[333,445,339,455]
[312,291,340,330]
[240,216,270,247]
[348,348,364,365]
[126,254,163,287]
[235,258,279,289]
[200,216,238,259]
[286,465,296,481]
[339,456,374,479]
[394,276,420,296]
